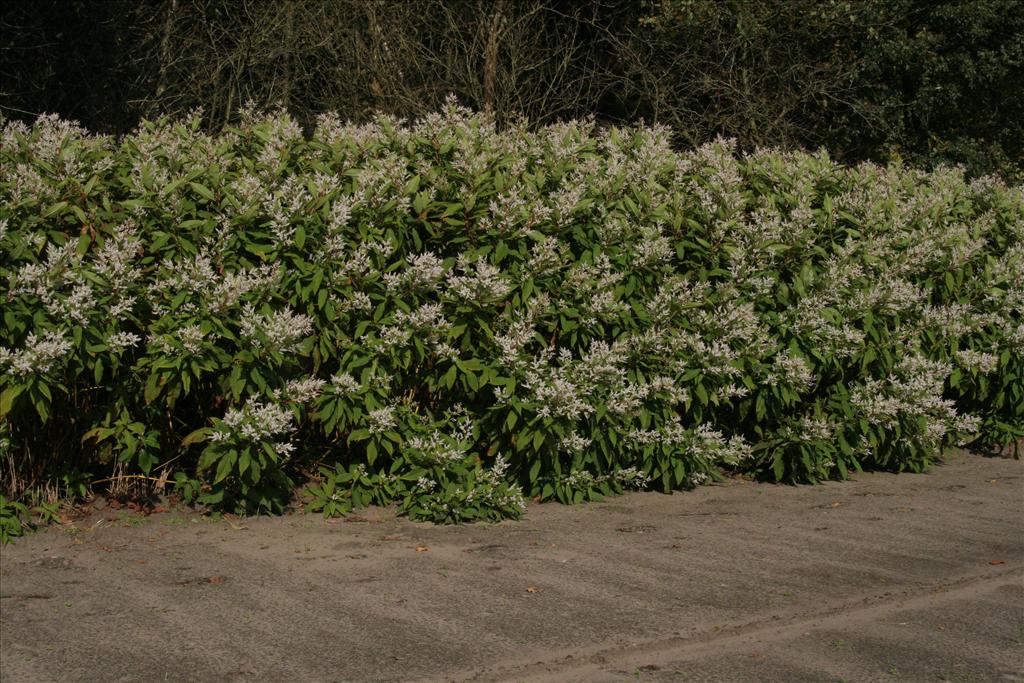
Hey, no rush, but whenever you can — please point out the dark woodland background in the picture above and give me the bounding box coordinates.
[1,0,1021,177]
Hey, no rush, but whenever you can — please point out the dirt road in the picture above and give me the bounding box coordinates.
[2,450,1022,682]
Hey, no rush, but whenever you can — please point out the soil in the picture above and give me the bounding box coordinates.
[1,449,1022,682]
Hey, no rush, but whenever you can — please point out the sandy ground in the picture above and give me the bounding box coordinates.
[1,449,1022,683]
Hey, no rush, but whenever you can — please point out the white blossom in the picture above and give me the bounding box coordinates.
[0,330,73,377]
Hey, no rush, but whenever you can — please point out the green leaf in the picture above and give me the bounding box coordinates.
[528,458,542,485]
[76,233,91,256]
[0,385,24,418]
[144,373,162,404]
[771,455,786,481]
[214,450,237,483]
[443,364,458,389]
[138,450,158,476]
[189,182,215,201]
[182,427,213,447]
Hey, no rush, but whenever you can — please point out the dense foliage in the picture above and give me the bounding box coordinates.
[2,0,1021,177]
[1,104,1022,529]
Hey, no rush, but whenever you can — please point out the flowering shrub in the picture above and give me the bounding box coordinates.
[1,101,1021,522]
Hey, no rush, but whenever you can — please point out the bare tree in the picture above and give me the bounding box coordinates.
[123,0,617,130]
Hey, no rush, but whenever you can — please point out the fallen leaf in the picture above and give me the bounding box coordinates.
[989,559,1006,565]
[525,586,541,593]
[415,545,430,552]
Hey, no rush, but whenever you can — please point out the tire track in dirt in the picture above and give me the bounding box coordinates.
[465,566,1024,682]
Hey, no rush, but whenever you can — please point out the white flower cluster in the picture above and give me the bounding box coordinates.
[94,221,143,296]
[558,432,593,453]
[765,350,815,391]
[955,349,999,374]
[627,421,752,466]
[177,325,206,355]
[377,303,452,351]
[493,295,548,367]
[149,253,281,315]
[282,377,326,404]
[475,454,527,511]
[9,242,92,323]
[211,397,296,457]
[613,467,652,489]
[0,330,73,377]
[367,406,398,434]
[384,251,448,293]
[106,331,141,352]
[851,355,980,447]
[146,324,207,357]
[447,256,512,303]
[523,361,595,421]
[558,465,652,491]
[330,372,362,394]
[239,304,313,352]
[406,429,466,463]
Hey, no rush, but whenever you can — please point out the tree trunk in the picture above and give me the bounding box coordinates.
[482,0,505,114]
[154,0,179,108]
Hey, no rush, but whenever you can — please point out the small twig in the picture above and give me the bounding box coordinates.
[90,475,168,486]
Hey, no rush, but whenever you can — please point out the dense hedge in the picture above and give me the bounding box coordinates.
[1,103,1021,525]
